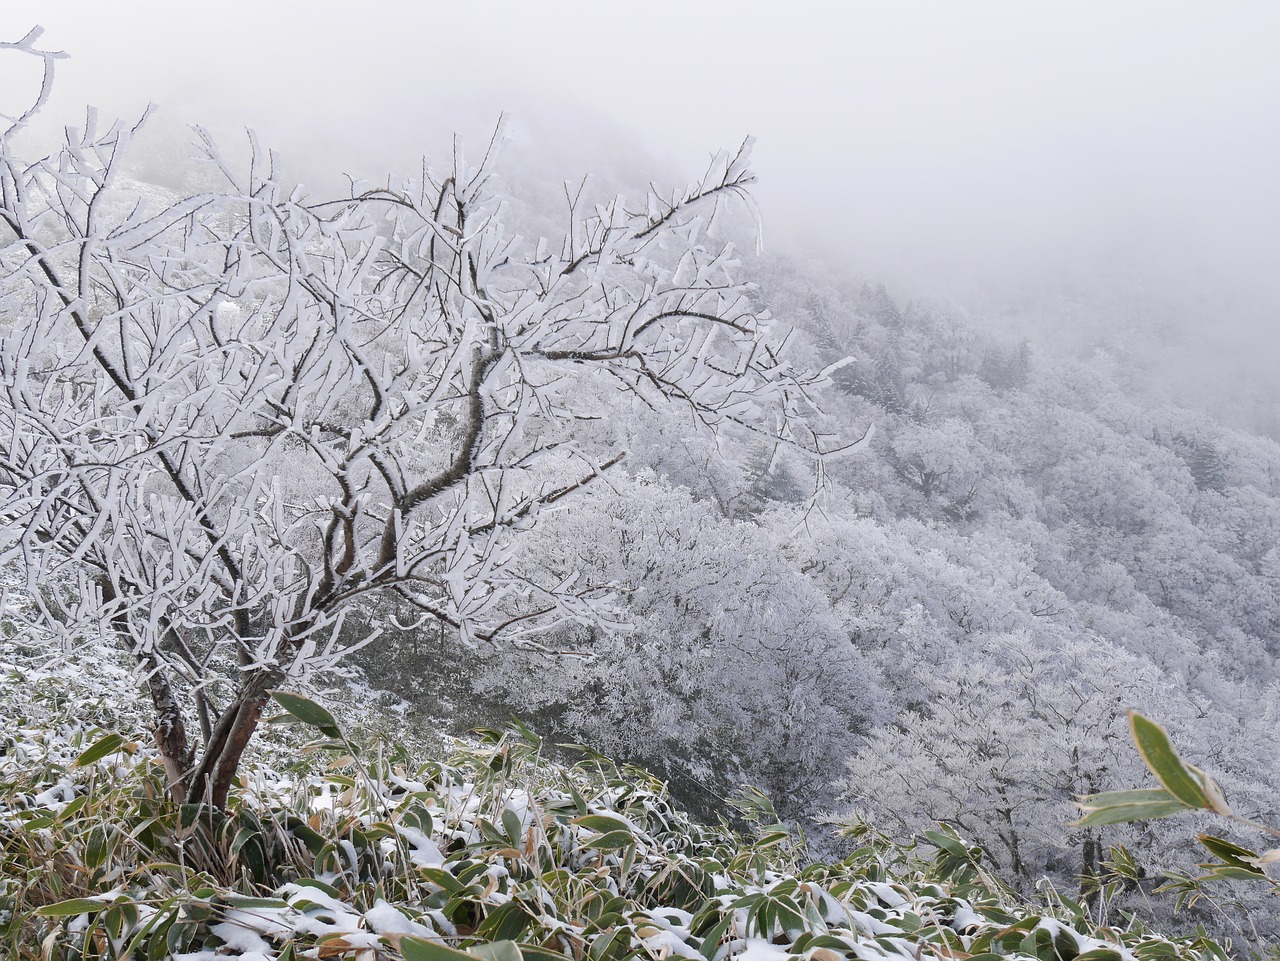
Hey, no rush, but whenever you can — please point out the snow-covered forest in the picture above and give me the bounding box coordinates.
[2,6,1279,958]
[358,241,1280,933]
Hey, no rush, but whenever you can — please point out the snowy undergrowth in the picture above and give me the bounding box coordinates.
[0,625,1230,961]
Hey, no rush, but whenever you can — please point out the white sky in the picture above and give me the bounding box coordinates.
[3,2,1279,349]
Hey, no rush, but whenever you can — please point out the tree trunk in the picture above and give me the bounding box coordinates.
[104,580,195,805]
[143,662,196,805]
[182,670,279,808]
[1079,829,1101,910]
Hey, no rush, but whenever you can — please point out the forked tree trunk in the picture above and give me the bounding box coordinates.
[137,653,277,810]
[195,677,276,809]
[172,671,279,809]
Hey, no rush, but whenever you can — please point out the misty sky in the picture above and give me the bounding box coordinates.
[3,2,1278,382]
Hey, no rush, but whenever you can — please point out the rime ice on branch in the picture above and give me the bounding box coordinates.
[0,31,858,807]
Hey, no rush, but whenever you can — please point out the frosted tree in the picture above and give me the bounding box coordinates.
[838,632,1194,892]
[0,30,845,807]
[474,475,881,812]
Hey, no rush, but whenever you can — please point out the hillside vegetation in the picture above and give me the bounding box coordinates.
[362,254,1280,935]
[0,628,1235,961]
[3,35,1278,956]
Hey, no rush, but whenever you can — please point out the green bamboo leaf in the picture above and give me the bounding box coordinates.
[1078,788,1184,806]
[509,716,542,748]
[800,935,860,954]
[228,825,262,858]
[584,829,636,851]
[519,947,570,961]
[592,925,637,961]
[1199,863,1267,882]
[1051,925,1080,961]
[693,912,734,958]
[84,826,110,869]
[419,867,465,894]
[398,802,434,837]
[35,897,107,917]
[473,943,524,961]
[620,837,637,876]
[117,894,180,961]
[501,808,524,846]
[476,900,533,942]
[401,939,480,961]
[72,732,131,768]
[1131,942,1182,961]
[922,828,968,857]
[573,814,633,835]
[1197,834,1262,868]
[220,895,290,910]
[401,941,526,961]
[1128,712,1221,811]
[559,773,589,817]
[1073,788,1192,827]
[269,691,342,738]
[458,860,493,885]
[292,876,342,899]
[1020,927,1056,961]
[754,830,792,849]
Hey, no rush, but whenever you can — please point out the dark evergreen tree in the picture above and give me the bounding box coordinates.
[870,354,905,414]
[978,347,1009,388]
[803,294,843,358]
[1189,441,1227,492]
[1006,339,1033,390]
[861,281,903,330]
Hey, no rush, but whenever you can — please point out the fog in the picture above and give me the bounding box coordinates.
[4,2,1278,424]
